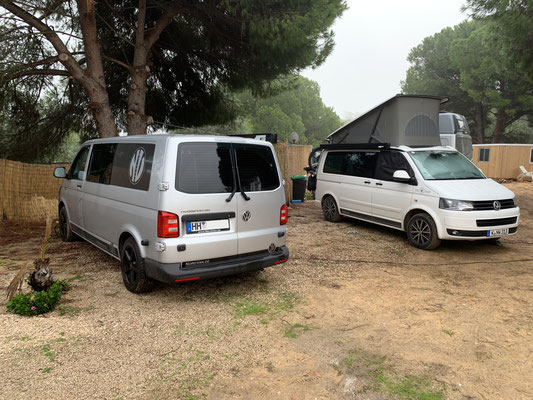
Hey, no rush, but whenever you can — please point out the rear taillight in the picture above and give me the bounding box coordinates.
[280,204,288,225]
[157,211,179,238]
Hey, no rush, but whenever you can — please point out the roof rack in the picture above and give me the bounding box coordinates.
[319,143,391,151]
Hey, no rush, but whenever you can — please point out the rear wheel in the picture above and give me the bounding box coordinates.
[406,213,441,250]
[322,196,342,222]
[59,207,76,242]
[121,238,154,293]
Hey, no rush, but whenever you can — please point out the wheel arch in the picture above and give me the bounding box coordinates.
[403,206,445,238]
[118,227,146,259]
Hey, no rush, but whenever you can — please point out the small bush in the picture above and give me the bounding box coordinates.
[7,281,64,316]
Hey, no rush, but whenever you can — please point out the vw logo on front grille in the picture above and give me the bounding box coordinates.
[242,210,252,221]
[493,201,501,211]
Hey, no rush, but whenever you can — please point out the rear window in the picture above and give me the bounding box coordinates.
[175,142,279,194]
[235,144,279,192]
[176,143,233,194]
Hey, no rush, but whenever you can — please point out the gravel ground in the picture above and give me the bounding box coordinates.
[1,182,532,400]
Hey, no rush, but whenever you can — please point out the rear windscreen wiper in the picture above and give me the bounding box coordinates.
[234,155,250,201]
[226,151,238,202]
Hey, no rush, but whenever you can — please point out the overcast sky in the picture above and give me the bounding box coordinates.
[302,0,468,120]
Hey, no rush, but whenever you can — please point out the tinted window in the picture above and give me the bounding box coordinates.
[68,146,90,180]
[323,151,377,178]
[235,144,279,192]
[176,143,233,194]
[110,143,155,191]
[375,151,414,181]
[87,144,116,184]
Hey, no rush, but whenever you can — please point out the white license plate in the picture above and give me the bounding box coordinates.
[488,228,509,237]
[186,219,229,234]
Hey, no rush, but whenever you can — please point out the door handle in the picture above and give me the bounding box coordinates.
[376,182,383,186]
[364,181,371,184]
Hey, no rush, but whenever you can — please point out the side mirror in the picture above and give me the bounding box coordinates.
[53,167,66,178]
[393,170,412,183]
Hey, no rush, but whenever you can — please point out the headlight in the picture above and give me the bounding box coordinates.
[439,198,474,211]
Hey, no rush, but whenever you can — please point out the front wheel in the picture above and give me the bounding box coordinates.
[59,207,76,242]
[406,213,441,250]
[121,238,154,293]
[322,196,342,222]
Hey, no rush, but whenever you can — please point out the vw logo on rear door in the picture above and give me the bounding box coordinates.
[493,200,501,211]
[129,147,146,185]
[242,211,252,222]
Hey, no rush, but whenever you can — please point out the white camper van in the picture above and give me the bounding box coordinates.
[314,95,520,249]
[54,135,289,292]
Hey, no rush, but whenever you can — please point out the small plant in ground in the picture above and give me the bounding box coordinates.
[6,280,64,316]
[283,323,314,338]
[234,299,269,318]
[442,329,454,336]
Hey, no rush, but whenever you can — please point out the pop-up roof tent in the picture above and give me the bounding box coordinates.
[326,94,448,148]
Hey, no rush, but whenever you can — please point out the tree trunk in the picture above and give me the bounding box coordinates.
[78,0,118,138]
[473,102,485,144]
[492,107,506,143]
[126,0,151,135]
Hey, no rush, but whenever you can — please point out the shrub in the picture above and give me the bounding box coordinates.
[7,280,64,316]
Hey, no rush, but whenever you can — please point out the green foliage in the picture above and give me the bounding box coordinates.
[465,0,533,83]
[0,1,347,158]
[6,280,64,316]
[239,76,342,144]
[283,323,313,338]
[402,18,533,143]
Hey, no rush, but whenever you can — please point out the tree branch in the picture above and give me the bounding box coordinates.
[144,4,185,51]
[7,68,71,79]
[102,55,131,72]
[0,0,88,84]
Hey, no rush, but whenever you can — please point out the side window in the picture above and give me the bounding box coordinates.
[529,148,533,164]
[235,144,279,192]
[323,151,377,178]
[87,144,117,184]
[323,152,345,175]
[344,152,377,178]
[68,146,90,180]
[110,143,155,191]
[176,143,233,194]
[375,152,414,181]
[478,148,490,162]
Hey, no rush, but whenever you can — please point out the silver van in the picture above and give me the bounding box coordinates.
[53,135,289,292]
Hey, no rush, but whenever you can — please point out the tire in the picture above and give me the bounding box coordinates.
[59,207,76,242]
[120,237,154,293]
[406,213,441,250]
[322,196,342,222]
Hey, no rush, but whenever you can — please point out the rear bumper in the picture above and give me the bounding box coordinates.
[144,246,289,284]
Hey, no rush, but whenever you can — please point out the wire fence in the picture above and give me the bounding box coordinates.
[0,144,311,222]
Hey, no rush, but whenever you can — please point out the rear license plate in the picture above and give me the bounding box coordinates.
[488,228,509,237]
[186,219,229,234]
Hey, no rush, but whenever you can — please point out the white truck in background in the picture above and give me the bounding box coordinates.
[439,112,473,159]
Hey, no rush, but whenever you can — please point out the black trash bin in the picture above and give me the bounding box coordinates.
[291,174,307,202]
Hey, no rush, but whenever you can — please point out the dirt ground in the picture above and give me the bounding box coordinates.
[1,182,532,400]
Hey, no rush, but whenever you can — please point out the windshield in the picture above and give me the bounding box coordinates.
[409,150,485,180]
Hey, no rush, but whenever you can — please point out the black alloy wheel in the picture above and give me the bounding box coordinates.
[59,207,75,242]
[120,238,154,293]
[406,213,441,250]
[322,196,342,222]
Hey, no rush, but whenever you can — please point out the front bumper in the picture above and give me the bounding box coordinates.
[440,207,520,240]
[144,246,289,284]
